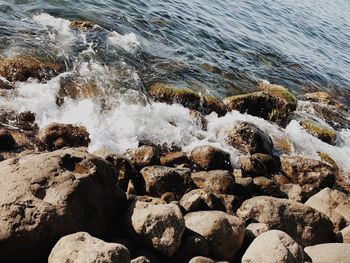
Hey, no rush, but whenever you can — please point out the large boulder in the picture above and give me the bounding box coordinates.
[0,55,65,82]
[225,121,274,155]
[125,200,185,257]
[191,170,235,194]
[223,83,297,126]
[280,156,336,199]
[184,211,245,261]
[305,187,350,231]
[304,243,350,263]
[237,196,336,247]
[140,166,193,198]
[48,232,130,263]
[190,145,232,171]
[242,230,303,263]
[0,149,127,262]
[38,122,90,150]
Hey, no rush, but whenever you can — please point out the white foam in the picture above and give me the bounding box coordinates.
[107,31,140,52]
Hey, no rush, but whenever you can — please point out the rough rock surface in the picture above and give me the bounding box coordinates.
[300,119,337,145]
[304,243,350,263]
[38,122,90,150]
[340,225,350,243]
[240,153,280,177]
[48,232,130,263]
[185,211,245,261]
[237,196,335,247]
[305,187,350,231]
[126,145,160,170]
[140,166,193,198]
[190,145,231,171]
[0,148,127,261]
[191,170,235,194]
[179,189,225,213]
[126,200,185,256]
[242,230,303,263]
[160,151,190,166]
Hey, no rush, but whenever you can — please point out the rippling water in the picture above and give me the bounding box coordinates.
[1,0,350,102]
[0,0,349,172]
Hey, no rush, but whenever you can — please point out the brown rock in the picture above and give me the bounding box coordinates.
[252,176,284,197]
[340,225,350,243]
[126,145,160,170]
[70,20,95,30]
[191,170,235,194]
[0,148,127,262]
[38,122,90,150]
[190,145,231,171]
[179,189,225,213]
[240,153,280,177]
[0,78,14,89]
[304,91,335,105]
[160,151,190,166]
[237,196,336,247]
[225,121,273,155]
[300,119,337,145]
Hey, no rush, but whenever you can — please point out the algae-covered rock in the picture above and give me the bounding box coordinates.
[301,119,337,144]
[70,20,95,30]
[0,56,65,82]
[224,83,297,126]
[304,91,335,105]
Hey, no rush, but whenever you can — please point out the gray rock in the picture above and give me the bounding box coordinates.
[304,243,350,263]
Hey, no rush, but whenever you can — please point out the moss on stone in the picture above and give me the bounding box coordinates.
[301,120,337,145]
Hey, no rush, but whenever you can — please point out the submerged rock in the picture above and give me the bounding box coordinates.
[126,200,185,257]
[39,122,91,150]
[224,83,297,126]
[190,145,232,171]
[242,230,303,263]
[70,20,95,30]
[225,121,274,155]
[48,232,130,263]
[0,55,65,82]
[184,210,245,261]
[237,196,336,247]
[0,148,127,261]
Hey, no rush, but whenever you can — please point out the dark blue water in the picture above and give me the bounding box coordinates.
[1,0,350,104]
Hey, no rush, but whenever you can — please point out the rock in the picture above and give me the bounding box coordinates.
[126,200,185,256]
[242,230,303,263]
[184,211,245,261]
[312,103,350,130]
[245,223,269,242]
[304,243,350,263]
[0,148,127,261]
[201,95,227,116]
[16,111,37,130]
[279,184,304,203]
[305,187,350,231]
[340,225,350,243]
[48,232,130,263]
[38,122,90,150]
[0,77,14,89]
[0,129,17,151]
[140,166,193,198]
[126,145,160,170]
[252,176,284,197]
[232,177,254,197]
[280,156,336,199]
[191,170,235,194]
[0,55,65,82]
[190,110,208,130]
[70,20,95,30]
[218,194,240,215]
[179,189,225,213]
[240,153,280,177]
[171,235,210,263]
[190,145,232,171]
[300,119,337,144]
[237,196,336,247]
[188,256,216,263]
[304,91,335,106]
[225,121,273,155]
[224,83,297,126]
[131,256,152,263]
[160,151,190,166]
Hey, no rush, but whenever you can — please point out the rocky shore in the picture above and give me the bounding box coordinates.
[0,20,350,263]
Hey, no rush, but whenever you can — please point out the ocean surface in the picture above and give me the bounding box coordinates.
[0,0,349,171]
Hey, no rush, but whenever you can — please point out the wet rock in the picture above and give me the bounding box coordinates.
[225,121,273,154]
[280,156,336,199]
[0,129,17,151]
[304,91,335,106]
[240,153,280,177]
[189,110,208,130]
[272,136,293,155]
[160,151,190,166]
[48,232,130,263]
[304,243,350,263]
[38,122,90,150]
[70,20,95,30]
[200,95,227,116]
[179,189,225,213]
[0,77,14,89]
[190,145,232,171]
[300,119,337,144]
[242,230,303,263]
[0,148,127,262]
[305,187,350,231]
[0,55,65,82]
[191,170,235,194]
[16,111,37,130]
[184,211,245,261]
[126,145,160,170]
[312,103,350,130]
[340,225,350,243]
[126,200,185,257]
[140,166,193,198]
[224,83,297,126]
[237,196,336,247]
